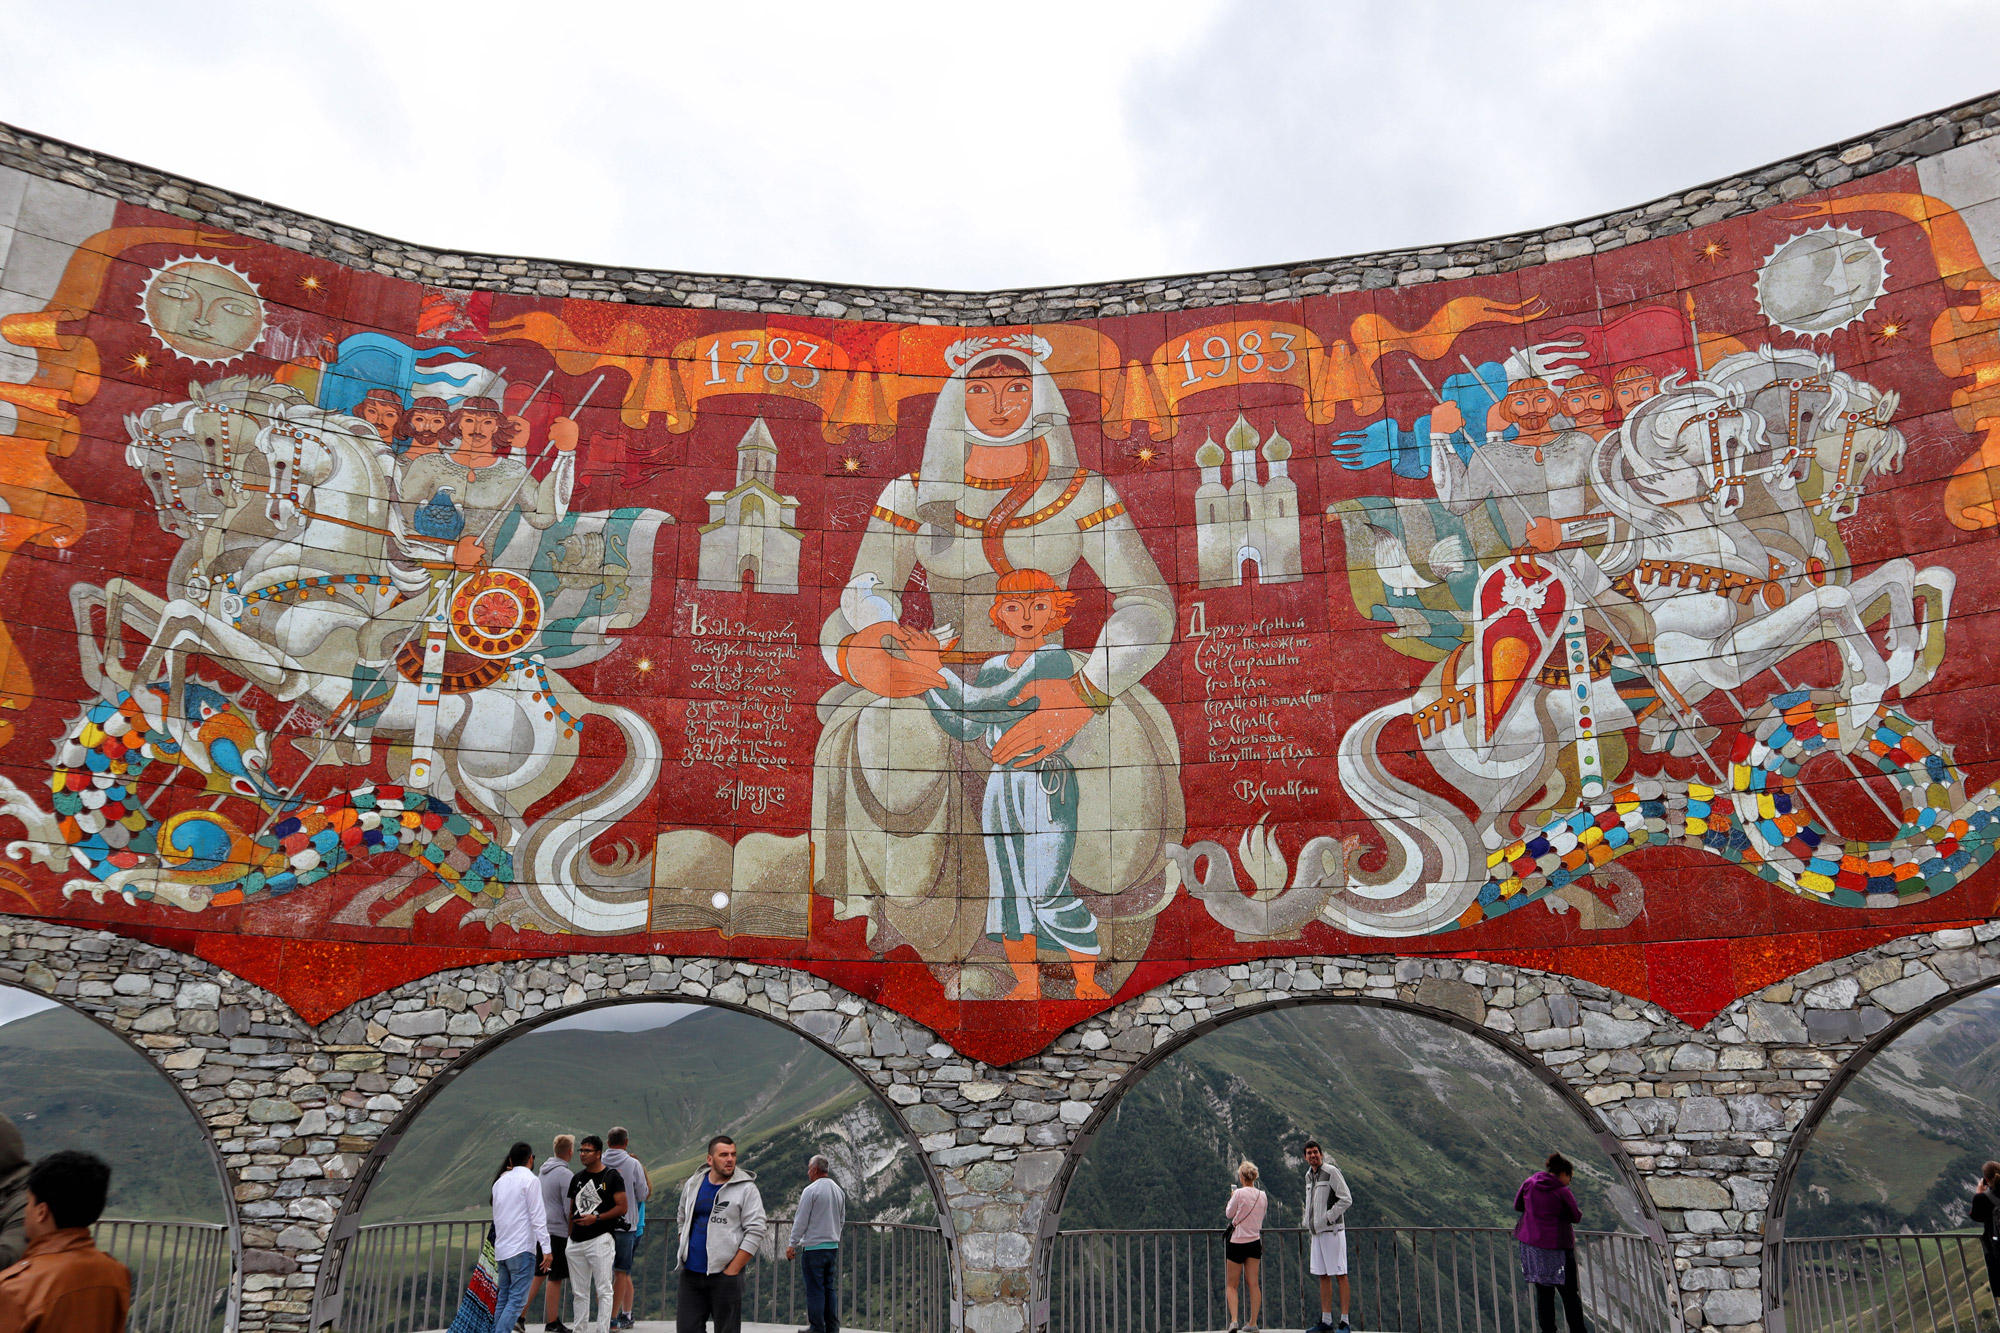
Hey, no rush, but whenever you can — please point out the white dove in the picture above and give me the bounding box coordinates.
[1366,523,1436,597]
[841,572,899,633]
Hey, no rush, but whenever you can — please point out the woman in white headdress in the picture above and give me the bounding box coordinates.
[811,336,1183,998]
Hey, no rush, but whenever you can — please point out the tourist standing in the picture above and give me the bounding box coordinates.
[1302,1141,1354,1333]
[1972,1160,2000,1301]
[0,1115,25,1271]
[492,1142,551,1333]
[676,1134,767,1333]
[603,1127,650,1330]
[786,1154,847,1333]
[1514,1153,1589,1333]
[0,1150,130,1333]
[568,1136,628,1333]
[1223,1160,1267,1333]
[532,1135,576,1332]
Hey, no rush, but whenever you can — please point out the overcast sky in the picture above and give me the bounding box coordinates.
[0,987,53,1027]
[2,3,1998,290]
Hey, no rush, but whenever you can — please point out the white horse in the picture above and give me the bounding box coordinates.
[1328,371,1926,931]
[1591,377,1911,740]
[1317,383,1752,930]
[69,376,663,934]
[1702,346,1952,696]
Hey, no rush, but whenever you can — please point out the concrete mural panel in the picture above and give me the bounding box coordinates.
[7,134,2000,1062]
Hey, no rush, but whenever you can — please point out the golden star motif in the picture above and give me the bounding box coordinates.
[841,456,863,474]
[1871,319,1905,343]
[298,274,323,292]
[1699,240,1729,263]
[1130,443,1161,466]
[126,351,152,374]
[636,657,654,674]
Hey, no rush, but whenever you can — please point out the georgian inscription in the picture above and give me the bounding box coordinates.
[681,604,802,772]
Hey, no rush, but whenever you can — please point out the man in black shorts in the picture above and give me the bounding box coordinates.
[532,1134,576,1332]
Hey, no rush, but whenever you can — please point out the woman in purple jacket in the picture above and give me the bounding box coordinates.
[1514,1152,1588,1332]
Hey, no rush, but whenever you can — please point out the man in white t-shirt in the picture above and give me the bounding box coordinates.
[492,1142,552,1333]
[1303,1141,1354,1333]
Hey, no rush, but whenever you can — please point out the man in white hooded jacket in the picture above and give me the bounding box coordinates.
[1303,1141,1354,1333]
[675,1135,766,1333]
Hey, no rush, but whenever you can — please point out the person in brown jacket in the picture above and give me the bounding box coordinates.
[0,1115,26,1271]
[0,1150,130,1333]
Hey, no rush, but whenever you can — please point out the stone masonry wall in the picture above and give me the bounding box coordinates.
[2,93,2000,325]
[8,913,2000,1333]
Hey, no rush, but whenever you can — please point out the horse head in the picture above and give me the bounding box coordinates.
[1810,378,1904,523]
[124,376,311,535]
[125,400,224,538]
[1605,379,1766,526]
[239,400,392,539]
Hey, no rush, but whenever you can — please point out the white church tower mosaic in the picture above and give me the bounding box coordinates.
[1193,413,1301,587]
[697,416,803,594]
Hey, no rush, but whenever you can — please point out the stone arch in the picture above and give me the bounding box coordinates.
[1757,925,2000,1324]
[306,955,961,1329]
[1035,975,1668,1322]
[0,915,257,1331]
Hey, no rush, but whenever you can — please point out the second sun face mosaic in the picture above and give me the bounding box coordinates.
[3,135,2000,1061]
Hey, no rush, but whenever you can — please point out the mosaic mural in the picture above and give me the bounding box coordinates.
[7,141,2000,1062]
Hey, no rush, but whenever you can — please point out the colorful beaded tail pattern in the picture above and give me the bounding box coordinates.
[38,687,511,908]
[1465,691,2000,927]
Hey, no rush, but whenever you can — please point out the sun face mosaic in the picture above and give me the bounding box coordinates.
[6,137,2000,1062]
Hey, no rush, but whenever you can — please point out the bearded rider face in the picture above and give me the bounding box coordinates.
[1506,385,1558,433]
[1559,381,1610,426]
[1614,375,1659,414]
[405,408,449,450]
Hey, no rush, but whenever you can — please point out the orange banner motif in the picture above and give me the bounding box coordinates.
[1142,297,1545,436]
[663,328,855,433]
[495,309,1140,441]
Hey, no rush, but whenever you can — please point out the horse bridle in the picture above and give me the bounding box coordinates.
[1768,373,1888,514]
[1814,405,1891,516]
[1672,404,1750,508]
[136,411,323,530]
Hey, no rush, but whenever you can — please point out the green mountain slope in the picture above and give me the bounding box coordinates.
[1787,988,2000,1235]
[0,1004,226,1222]
[1060,1006,1643,1235]
[358,1006,935,1224]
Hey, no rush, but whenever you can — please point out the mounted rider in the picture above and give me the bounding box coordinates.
[331,392,580,770]
[1424,379,1668,774]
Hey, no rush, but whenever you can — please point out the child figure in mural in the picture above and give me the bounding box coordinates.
[811,335,1184,997]
[905,569,1106,1001]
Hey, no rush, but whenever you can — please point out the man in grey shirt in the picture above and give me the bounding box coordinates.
[532,1134,575,1333]
[786,1155,847,1333]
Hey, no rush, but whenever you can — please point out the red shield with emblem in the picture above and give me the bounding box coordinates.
[1473,556,1569,740]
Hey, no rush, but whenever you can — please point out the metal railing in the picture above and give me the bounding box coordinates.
[91,1218,232,1333]
[1777,1232,2000,1333]
[1047,1227,1677,1333]
[335,1215,948,1333]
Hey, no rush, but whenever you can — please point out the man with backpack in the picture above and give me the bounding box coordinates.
[602,1128,650,1331]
